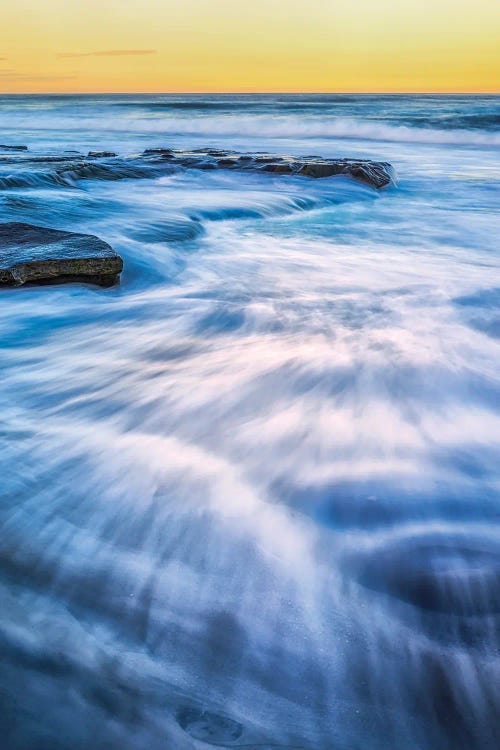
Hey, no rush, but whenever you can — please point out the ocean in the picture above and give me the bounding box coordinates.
[0,94,499,749]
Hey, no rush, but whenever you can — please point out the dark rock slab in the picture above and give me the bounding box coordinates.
[0,222,123,287]
[0,144,28,151]
[87,151,117,159]
[261,162,294,174]
[217,158,239,167]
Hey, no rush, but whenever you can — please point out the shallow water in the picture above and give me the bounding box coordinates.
[0,94,499,750]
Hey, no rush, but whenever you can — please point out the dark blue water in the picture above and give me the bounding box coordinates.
[0,94,499,750]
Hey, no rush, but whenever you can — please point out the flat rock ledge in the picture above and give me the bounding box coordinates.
[0,222,123,287]
[0,148,395,191]
[143,148,394,189]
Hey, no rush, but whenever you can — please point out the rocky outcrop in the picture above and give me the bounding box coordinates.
[0,148,394,191]
[296,160,391,186]
[0,222,123,287]
[142,148,394,189]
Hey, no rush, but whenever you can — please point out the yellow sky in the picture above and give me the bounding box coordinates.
[1,0,499,93]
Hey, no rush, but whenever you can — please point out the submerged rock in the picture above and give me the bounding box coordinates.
[176,707,244,745]
[128,217,204,243]
[0,222,123,287]
[87,151,117,159]
[0,144,28,151]
[143,147,174,157]
[352,534,500,647]
[355,536,500,616]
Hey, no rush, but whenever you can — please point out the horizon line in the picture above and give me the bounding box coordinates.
[0,90,499,96]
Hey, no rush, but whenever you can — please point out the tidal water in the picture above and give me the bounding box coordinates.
[0,94,499,750]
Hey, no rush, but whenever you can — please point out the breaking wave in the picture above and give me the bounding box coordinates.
[1,114,499,148]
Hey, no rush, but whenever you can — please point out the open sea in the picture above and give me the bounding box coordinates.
[0,94,499,750]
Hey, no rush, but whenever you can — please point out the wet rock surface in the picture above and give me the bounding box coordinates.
[0,222,123,287]
[142,148,394,188]
[176,707,244,745]
[0,147,394,191]
[87,151,118,159]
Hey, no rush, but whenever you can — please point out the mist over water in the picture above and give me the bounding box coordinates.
[0,94,499,750]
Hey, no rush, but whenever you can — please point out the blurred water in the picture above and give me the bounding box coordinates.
[0,94,499,750]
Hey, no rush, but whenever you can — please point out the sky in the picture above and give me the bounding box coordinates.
[1,0,499,93]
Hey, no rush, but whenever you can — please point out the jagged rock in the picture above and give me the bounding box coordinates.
[0,222,123,287]
[297,159,393,187]
[0,144,28,151]
[87,151,117,159]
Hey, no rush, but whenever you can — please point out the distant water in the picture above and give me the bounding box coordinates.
[0,94,499,750]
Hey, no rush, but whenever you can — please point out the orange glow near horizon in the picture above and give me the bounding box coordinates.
[1,0,499,94]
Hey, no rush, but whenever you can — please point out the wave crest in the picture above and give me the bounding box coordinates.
[2,114,498,147]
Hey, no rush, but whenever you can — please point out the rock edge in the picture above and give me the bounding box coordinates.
[0,222,123,287]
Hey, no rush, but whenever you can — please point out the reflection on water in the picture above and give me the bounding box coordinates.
[0,94,499,749]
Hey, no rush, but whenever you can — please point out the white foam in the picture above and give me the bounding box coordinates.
[1,112,499,147]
